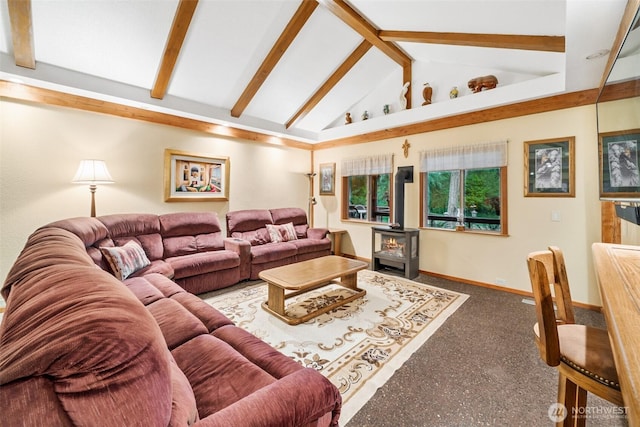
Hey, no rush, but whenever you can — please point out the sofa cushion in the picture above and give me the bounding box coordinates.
[2,228,96,300]
[130,259,174,278]
[231,229,271,246]
[100,240,152,280]
[288,237,331,255]
[213,325,303,378]
[171,292,234,332]
[265,222,297,243]
[163,234,225,258]
[0,260,173,427]
[226,209,274,234]
[295,224,310,238]
[169,355,199,426]
[46,217,109,247]
[99,213,161,236]
[166,251,240,280]
[98,213,164,260]
[270,207,308,226]
[160,211,222,237]
[250,242,298,264]
[172,334,277,418]
[147,298,209,350]
[142,272,187,299]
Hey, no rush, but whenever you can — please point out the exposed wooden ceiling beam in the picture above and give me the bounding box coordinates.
[599,0,640,90]
[7,0,36,69]
[151,0,198,99]
[286,40,372,129]
[379,31,565,53]
[316,0,412,67]
[230,0,318,118]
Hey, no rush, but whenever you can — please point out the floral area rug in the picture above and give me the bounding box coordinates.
[201,269,468,425]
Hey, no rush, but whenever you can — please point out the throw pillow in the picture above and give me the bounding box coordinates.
[100,240,151,280]
[266,222,298,243]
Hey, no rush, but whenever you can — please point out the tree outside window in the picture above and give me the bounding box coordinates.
[420,141,507,234]
[424,167,504,232]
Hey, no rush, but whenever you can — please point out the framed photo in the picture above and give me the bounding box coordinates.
[599,128,640,199]
[164,149,230,202]
[319,163,335,195]
[524,137,575,197]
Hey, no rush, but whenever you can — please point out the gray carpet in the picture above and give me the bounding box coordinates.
[345,270,628,427]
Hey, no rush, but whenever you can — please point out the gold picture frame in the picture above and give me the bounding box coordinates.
[164,149,230,202]
[524,137,575,197]
[598,128,640,199]
[319,163,335,195]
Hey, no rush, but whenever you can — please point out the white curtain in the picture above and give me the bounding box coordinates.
[419,140,508,171]
[341,154,393,176]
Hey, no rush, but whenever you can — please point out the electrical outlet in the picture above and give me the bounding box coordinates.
[551,211,561,222]
[496,278,507,286]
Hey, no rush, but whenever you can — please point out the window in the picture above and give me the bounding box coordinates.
[420,141,508,234]
[342,154,393,223]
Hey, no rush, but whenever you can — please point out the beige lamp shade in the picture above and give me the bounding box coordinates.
[72,159,114,184]
[72,160,114,217]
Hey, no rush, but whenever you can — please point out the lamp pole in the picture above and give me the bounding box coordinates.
[306,172,317,226]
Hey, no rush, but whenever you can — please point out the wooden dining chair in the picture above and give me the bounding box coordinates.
[526,246,623,427]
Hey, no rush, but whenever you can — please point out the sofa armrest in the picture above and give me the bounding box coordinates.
[195,368,341,427]
[223,238,251,280]
[307,227,330,240]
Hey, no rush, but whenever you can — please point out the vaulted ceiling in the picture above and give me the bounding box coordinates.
[0,0,630,144]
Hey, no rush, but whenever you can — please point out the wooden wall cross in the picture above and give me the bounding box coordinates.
[402,139,410,158]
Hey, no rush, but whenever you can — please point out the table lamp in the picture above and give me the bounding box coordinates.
[72,159,114,217]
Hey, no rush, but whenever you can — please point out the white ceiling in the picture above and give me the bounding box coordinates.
[0,0,629,143]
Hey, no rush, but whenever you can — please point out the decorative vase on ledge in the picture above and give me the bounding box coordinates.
[422,83,432,105]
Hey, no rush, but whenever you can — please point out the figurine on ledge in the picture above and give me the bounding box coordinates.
[467,75,498,93]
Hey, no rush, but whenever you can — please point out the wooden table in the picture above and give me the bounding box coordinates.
[259,255,368,325]
[592,243,640,426]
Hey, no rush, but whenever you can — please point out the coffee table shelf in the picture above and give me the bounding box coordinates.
[259,256,368,325]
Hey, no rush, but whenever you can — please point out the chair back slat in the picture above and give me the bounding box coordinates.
[548,246,576,325]
[527,250,561,367]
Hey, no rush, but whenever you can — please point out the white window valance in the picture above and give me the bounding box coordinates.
[341,154,393,176]
[419,140,508,172]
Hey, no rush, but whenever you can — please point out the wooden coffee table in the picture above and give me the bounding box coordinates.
[259,255,368,325]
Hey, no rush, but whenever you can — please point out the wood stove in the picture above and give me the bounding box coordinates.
[371,226,419,279]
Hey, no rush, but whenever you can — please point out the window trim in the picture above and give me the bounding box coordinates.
[419,166,508,235]
[341,174,394,224]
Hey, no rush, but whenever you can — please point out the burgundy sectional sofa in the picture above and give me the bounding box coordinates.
[0,213,342,426]
[226,207,332,280]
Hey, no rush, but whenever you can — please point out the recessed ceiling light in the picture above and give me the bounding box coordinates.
[586,49,610,60]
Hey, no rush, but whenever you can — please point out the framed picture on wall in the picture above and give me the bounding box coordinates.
[599,128,640,199]
[319,163,335,196]
[164,149,230,202]
[524,137,575,197]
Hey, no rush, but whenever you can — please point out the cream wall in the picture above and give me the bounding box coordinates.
[313,104,640,306]
[0,99,311,287]
[2,97,638,307]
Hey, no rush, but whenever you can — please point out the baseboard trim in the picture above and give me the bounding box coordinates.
[338,255,602,312]
[421,269,603,313]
